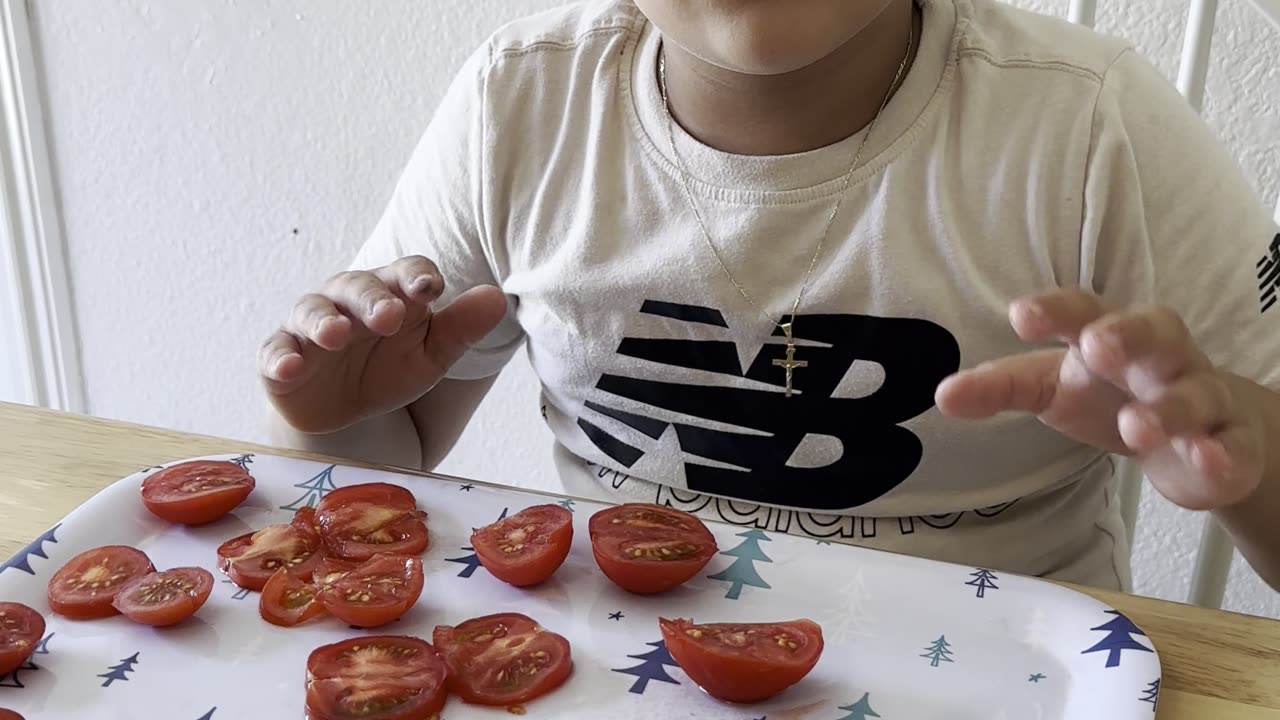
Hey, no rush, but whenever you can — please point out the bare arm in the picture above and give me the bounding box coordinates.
[1213,374,1280,592]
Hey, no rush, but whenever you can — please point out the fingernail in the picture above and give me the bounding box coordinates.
[372,298,399,316]
[411,274,436,294]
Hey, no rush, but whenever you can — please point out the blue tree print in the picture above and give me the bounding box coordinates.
[280,465,339,510]
[612,640,681,694]
[196,709,217,720]
[837,692,881,719]
[230,453,254,470]
[0,631,53,688]
[966,568,999,598]
[1140,678,1160,710]
[222,579,251,601]
[0,524,59,576]
[445,508,507,578]
[921,635,955,667]
[707,529,773,600]
[99,652,140,687]
[1081,611,1152,668]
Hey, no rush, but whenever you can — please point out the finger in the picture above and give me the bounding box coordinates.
[377,255,443,305]
[1156,426,1263,510]
[1117,372,1235,454]
[258,330,309,391]
[1010,289,1110,343]
[286,294,352,351]
[322,271,405,337]
[1079,305,1210,401]
[934,349,1065,419]
[423,285,509,371]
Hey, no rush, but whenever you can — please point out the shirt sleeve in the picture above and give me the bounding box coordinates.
[350,43,524,381]
[1083,48,1280,390]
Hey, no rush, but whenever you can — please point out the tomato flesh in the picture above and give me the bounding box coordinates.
[217,511,323,591]
[47,546,155,619]
[0,603,45,676]
[433,612,573,707]
[317,554,423,628]
[659,617,824,703]
[141,460,255,525]
[313,557,359,589]
[305,635,447,720]
[113,567,213,627]
[588,504,717,594]
[317,504,428,562]
[259,569,326,627]
[472,504,573,587]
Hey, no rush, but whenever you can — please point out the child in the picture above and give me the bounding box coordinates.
[259,0,1280,594]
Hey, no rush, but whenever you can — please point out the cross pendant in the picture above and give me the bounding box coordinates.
[771,323,808,398]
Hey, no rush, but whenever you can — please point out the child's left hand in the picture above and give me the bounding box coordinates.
[936,289,1267,511]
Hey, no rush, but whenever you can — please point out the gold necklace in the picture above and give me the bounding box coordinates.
[658,21,914,398]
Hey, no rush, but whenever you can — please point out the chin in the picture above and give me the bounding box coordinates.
[698,28,858,76]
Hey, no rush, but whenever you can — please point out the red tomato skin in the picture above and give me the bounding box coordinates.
[433,613,574,707]
[259,570,326,627]
[317,555,424,628]
[140,460,255,525]
[0,709,25,720]
[588,505,717,594]
[315,483,416,516]
[472,504,574,587]
[0,603,45,676]
[658,617,825,703]
[216,516,323,592]
[321,515,429,562]
[113,567,214,627]
[47,546,155,620]
[305,635,447,720]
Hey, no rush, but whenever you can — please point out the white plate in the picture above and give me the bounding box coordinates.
[0,453,1162,719]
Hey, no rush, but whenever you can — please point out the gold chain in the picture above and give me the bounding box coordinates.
[657,22,914,331]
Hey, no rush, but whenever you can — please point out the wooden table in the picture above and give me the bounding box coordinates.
[1,402,1278,718]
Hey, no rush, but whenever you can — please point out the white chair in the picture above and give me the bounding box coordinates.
[1072,0,1280,609]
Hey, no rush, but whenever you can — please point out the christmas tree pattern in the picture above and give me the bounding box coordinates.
[1140,678,1160,710]
[0,631,50,688]
[612,640,681,694]
[920,635,955,667]
[445,508,508,578]
[558,499,576,512]
[197,709,217,720]
[707,529,772,600]
[222,579,251,601]
[826,569,875,642]
[1081,611,1152,668]
[99,652,140,687]
[280,465,339,510]
[0,523,59,576]
[965,568,999,598]
[836,692,881,719]
[230,453,254,470]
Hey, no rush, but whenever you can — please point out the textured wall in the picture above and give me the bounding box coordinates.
[29,0,1277,617]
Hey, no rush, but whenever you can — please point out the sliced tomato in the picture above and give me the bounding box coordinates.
[433,612,573,707]
[140,460,255,525]
[259,569,326,627]
[313,557,359,589]
[217,511,323,592]
[472,504,573,587]
[315,483,416,516]
[588,504,717,594]
[0,710,25,720]
[0,603,45,676]
[305,635,447,720]
[317,554,423,628]
[316,492,428,562]
[112,567,213,627]
[659,617,824,703]
[47,545,155,619]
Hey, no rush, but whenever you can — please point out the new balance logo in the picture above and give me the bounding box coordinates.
[1257,232,1280,314]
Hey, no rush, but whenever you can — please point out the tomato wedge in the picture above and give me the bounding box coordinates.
[112,567,213,627]
[472,504,573,587]
[433,612,573,707]
[0,603,44,676]
[588,504,718,594]
[659,617,824,703]
[259,569,326,627]
[217,510,323,591]
[317,554,423,628]
[47,546,155,619]
[315,484,428,562]
[305,635,447,720]
[140,460,255,525]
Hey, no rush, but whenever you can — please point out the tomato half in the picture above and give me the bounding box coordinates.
[588,504,718,594]
[0,710,25,720]
[259,569,327,627]
[47,546,155,619]
[305,635,447,720]
[140,460,255,525]
[313,557,359,589]
[316,496,428,562]
[0,603,45,676]
[315,483,416,515]
[433,612,573,707]
[659,617,824,703]
[217,511,323,591]
[472,504,573,587]
[112,567,213,627]
[317,554,423,628]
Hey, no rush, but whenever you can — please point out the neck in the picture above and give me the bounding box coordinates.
[660,1,920,156]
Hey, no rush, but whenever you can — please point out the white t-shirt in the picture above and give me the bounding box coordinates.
[353,0,1280,591]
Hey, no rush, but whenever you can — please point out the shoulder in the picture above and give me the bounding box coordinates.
[473,1,642,77]
[952,0,1132,83]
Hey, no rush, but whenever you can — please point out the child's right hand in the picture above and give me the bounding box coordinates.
[259,255,507,434]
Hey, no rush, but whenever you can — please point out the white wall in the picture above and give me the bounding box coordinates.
[27,0,1278,618]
